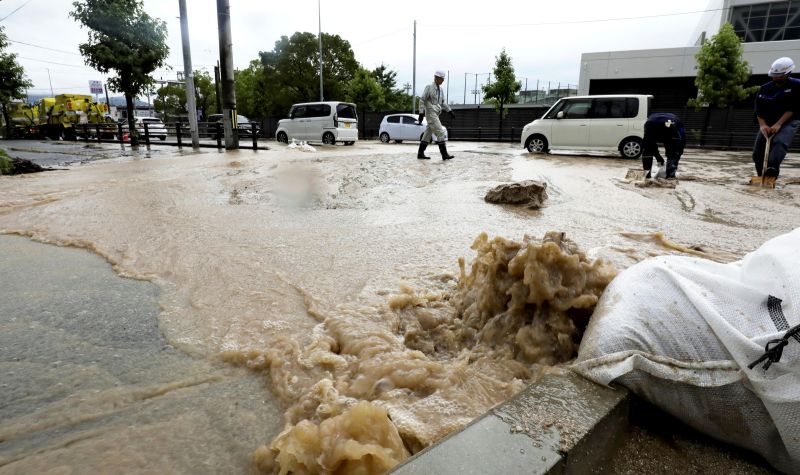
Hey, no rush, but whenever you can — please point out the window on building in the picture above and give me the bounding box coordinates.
[730,1,800,43]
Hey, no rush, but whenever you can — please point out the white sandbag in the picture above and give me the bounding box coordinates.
[573,228,800,474]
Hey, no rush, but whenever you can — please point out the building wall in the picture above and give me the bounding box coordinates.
[578,39,800,95]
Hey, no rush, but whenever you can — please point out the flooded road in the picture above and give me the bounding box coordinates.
[1,140,798,473]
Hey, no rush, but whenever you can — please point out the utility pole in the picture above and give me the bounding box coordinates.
[104,83,110,109]
[214,62,222,114]
[318,0,323,101]
[412,20,416,114]
[179,0,200,149]
[446,69,449,104]
[46,68,53,96]
[216,0,238,149]
[463,73,467,105]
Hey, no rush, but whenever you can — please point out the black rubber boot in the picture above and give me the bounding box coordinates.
[438,142,454,160]
[417,142,430,159]
[642,154,653,178]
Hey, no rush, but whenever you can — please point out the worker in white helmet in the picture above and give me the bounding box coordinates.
[753,56,800,178]
[417,70,455,160]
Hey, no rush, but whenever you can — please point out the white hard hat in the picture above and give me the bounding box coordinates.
[769,57,795,77]
[434,70,446,78]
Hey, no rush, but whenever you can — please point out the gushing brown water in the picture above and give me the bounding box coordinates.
[1,142,798,474]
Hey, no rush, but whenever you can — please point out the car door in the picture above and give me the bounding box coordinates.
[589,98,629,148]
[551,99,591,148]
[307,104,332,142]
[400,115,420,140]
[287,105,308,140]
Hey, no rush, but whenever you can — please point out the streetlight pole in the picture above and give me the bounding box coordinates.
[179,0,200,149]
[318,0,323,101]
[412,20,416,114]
[46,68,54,96]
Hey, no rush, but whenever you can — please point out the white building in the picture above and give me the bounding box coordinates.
[578,0,800,107]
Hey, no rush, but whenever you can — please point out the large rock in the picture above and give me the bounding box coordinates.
[484,180,548,208]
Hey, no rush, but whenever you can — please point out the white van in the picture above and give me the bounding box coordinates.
[275,101,358,145]
[520,94,652,158]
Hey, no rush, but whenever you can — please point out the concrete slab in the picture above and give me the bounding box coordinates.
[390,370,629,475]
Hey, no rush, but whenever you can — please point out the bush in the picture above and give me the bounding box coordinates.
[0,149,13,175]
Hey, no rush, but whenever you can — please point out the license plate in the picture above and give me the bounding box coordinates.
[344,123,350,128]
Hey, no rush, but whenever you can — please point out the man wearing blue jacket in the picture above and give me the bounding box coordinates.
[641,112,686,179]
[753,57,800,178]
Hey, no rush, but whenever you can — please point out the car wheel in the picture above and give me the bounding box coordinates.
[344,141,355,146]
[395,140,403,144]
[525,134,548,153]
[619,137,643,159]
[159,136,166,141]
[322,132,336,145]
[379,132,390,143]
[277,131,288,143]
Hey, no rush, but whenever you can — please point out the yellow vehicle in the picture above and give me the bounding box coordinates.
[40,94,116,140]
[6,102,39,138]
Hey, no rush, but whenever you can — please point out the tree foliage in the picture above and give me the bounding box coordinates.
[482,49,521,118]
[371,64,412,111]
[689,23,757,109]
[345,68,384,114]
[71,0,169,144]
[154,70,217,122]
[0,26,33,137]
[154,83,186,122]
[235,60,269,120]
[258,32,359,116]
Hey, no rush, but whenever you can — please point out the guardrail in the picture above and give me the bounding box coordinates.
[16,121,268,151]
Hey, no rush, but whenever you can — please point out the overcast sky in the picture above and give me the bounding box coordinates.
[2,0,719,105]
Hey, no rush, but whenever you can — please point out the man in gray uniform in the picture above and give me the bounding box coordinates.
[418,70,455,160]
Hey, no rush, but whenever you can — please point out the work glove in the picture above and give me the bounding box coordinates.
[448,110,456,119]
[418,113,424,124]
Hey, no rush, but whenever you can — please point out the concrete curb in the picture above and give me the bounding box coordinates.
[390,370,629,475]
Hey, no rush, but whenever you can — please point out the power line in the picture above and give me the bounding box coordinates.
[0,0,35,22]
[18,56,88,68]
[425,7,724,28]
[8,37,82,56]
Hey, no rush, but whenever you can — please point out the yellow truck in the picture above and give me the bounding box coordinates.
[39,94,116,140]
[6,102,39,138]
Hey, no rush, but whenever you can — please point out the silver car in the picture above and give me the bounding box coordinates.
[379,113,426,143]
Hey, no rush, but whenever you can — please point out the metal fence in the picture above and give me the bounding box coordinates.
[11,121,268,150]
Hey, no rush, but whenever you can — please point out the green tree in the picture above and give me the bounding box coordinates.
[482,49,521,139]
[371,64,412,111]
[71,0,169,147]
[154,83,186,122]
[0,26,33,138]
[258,32,359,116]
[193,70,217,119]
[689,23,757,109]
[345,67,385,116]
[235,60,269,120]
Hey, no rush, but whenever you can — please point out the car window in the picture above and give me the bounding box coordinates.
[592,98,627,119]
[561,100,591,119]
[544,101,566,119]
[337,104,357,119]
[292,106,307,119]
[208,115,222,122]
[627,98,640,118]
[387,116,401,124]
[237,115,249,123]
[401,116,417,125]
[306,104,331,118]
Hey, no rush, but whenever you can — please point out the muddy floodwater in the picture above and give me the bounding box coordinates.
[1,140,798,473]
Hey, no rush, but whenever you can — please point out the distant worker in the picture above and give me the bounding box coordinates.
[641,112,685,179]
[753,56,800,179]
[417,70,455,160]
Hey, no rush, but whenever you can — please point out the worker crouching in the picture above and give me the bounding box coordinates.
[641,112,685,179]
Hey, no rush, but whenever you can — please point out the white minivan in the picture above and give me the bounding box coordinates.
[520,94,652,158]
[275,101,358,145]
